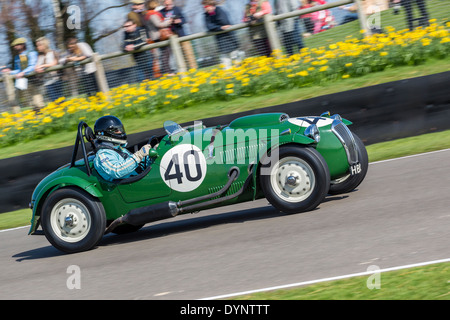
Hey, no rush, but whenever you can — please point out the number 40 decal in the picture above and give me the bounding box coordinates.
[164,150,202,184]
[160,144,207,192]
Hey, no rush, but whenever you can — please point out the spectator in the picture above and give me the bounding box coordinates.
[243,0,272,57]
[299,0,315,36]
[339,0,389,30]
[145,0,174,76]
[202,0,240,69]
[401,0,429,30]
[275,0,304,56]
[2,38,38,78]
[391,0,401,15]
[123,19,154,82]
[35,37,63,102]
[160,0,186,38]
[160,0,183,73]
[310,0,336,34]
[339,3,359,25]
[160,0,198,70]
[2,37,44,112]
[127,0,149,33]
[60,38,98,97]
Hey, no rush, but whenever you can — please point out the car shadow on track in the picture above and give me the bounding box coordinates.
[13,245,67,261]
[99,203,282,249]
[99,194,349,249]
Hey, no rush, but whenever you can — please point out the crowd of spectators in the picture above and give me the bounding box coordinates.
[1,0,431,111]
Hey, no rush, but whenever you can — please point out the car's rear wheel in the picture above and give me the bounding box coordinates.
[260,146,330,214]
[329,133,368,195]
[41,187,106,254]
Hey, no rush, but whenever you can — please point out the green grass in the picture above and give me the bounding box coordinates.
[232,262,450,300]
[304,0,450,49]
[367,129,450,162]
[0,208,32,230]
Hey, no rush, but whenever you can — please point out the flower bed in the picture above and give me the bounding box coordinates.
[0,21,449,147]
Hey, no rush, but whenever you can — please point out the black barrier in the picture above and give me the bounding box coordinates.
[1,71,449,213]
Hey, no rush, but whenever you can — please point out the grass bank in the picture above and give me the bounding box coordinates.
[232,262,450,300]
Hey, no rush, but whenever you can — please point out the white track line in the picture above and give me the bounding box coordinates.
[0,225,28,233]
[200,258,450,300]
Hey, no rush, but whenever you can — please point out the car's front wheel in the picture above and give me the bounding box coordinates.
[41,187,106,254]
[260,146,330,214]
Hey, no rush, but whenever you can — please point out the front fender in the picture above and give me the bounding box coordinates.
[252,134,316,200]
[28,176,103,235]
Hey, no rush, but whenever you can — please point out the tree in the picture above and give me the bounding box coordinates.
[0,0,17,63]
[21,0,46,43]
[78,0,129,49]
[51,0,66,50]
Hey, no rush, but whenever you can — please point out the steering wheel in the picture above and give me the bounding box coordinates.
[149,135,161,148]
[139,136,160,171]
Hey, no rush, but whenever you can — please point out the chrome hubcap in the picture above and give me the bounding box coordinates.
[64,214,76,227]
[270,157,315,203]
[50,198,91,243]
[286,173,300,186]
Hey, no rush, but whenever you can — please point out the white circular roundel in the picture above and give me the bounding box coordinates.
[159,144,207,192]
[288,117,333,128]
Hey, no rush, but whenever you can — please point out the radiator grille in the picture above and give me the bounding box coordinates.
[331,120,358,164]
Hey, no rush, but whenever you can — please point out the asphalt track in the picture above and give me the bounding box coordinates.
[1,149,449,300]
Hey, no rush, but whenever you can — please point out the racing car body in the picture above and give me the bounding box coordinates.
[29,112,368,253]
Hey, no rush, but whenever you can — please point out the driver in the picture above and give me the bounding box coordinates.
[93,115,153,181]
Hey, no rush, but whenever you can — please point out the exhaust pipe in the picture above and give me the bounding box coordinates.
[105,167,241,234]
[179,168,253,214]
[105,201,179,234]
[177,167,239,207]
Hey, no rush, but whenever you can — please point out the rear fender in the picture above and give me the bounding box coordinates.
[28,176,103,235]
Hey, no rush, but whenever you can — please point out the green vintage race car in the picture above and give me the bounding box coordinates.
[29,112,368,253]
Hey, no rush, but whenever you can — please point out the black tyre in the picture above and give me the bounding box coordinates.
[41,187,106,254]
[329,133,368,195]
[260,146,330,214]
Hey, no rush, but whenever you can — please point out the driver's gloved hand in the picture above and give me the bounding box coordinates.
[134,144,152,162]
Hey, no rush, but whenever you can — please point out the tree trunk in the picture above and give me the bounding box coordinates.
[51,0,66,51]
